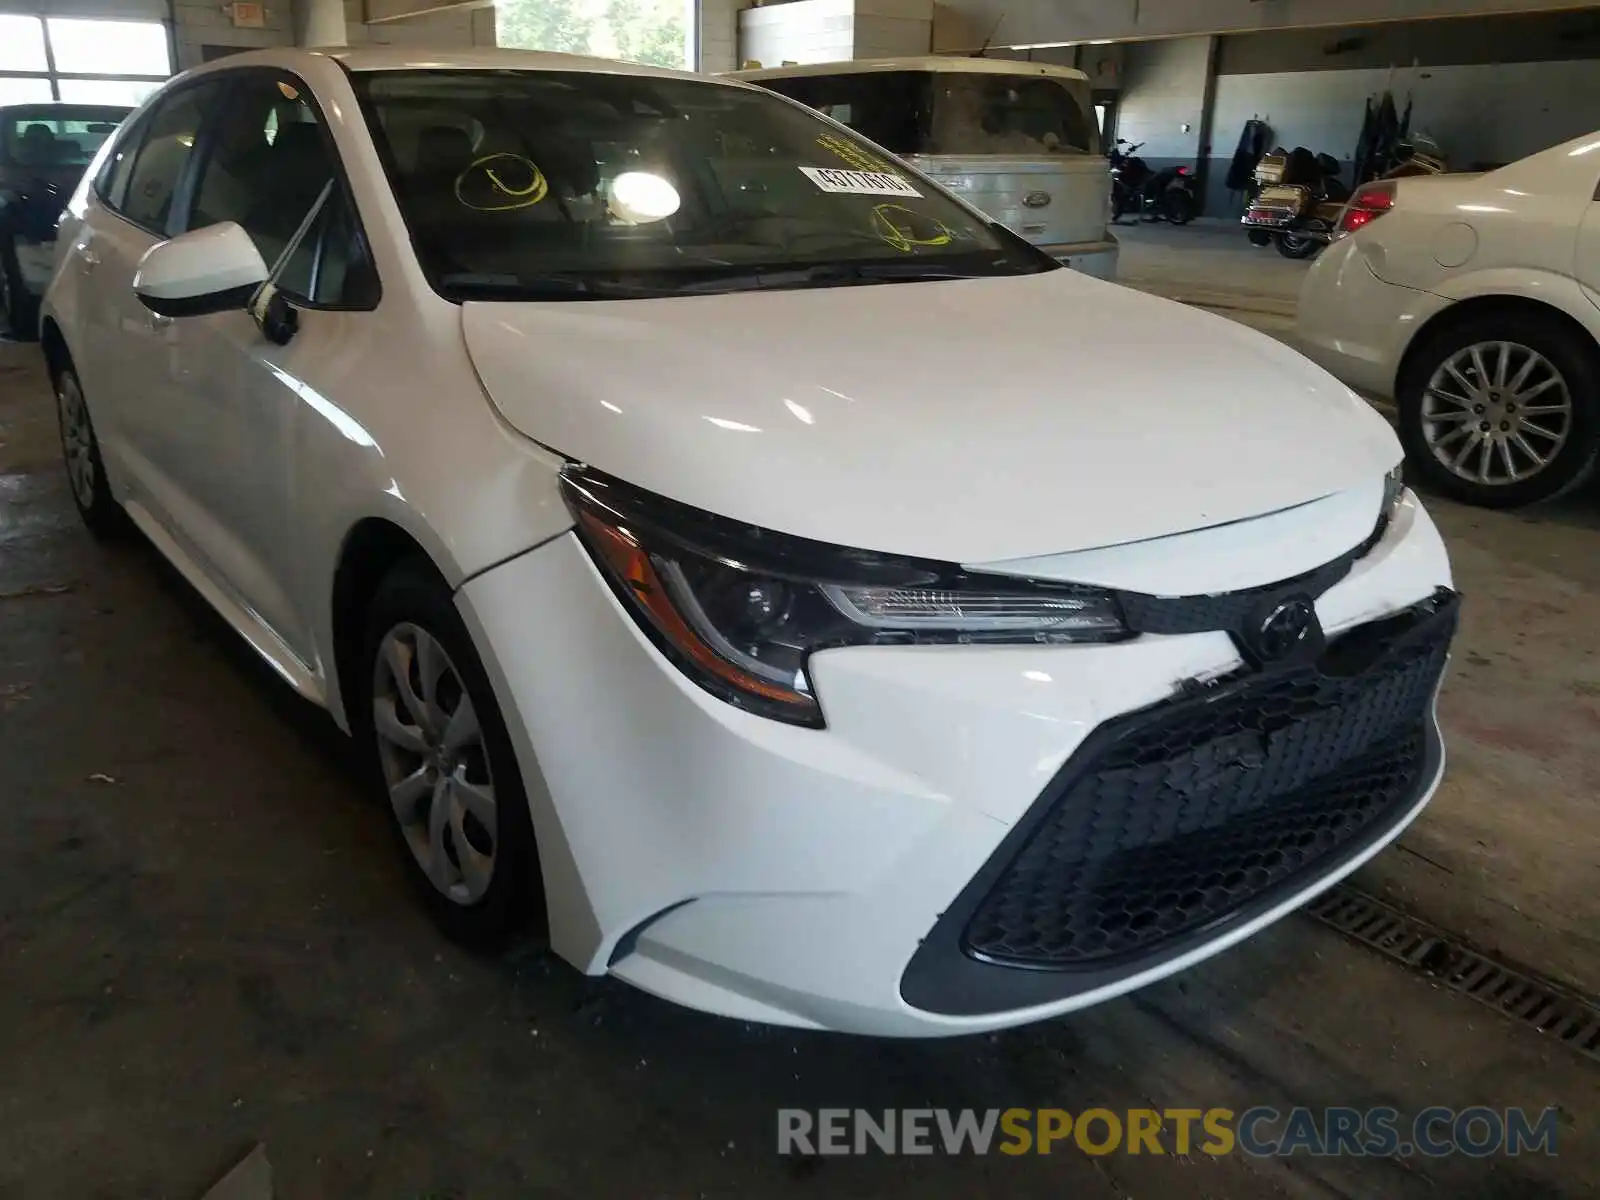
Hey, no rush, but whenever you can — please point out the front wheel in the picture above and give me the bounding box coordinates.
[358,559,543,948]
[55,366,125,537]
[1397,312,1600,508]
[1110,188,1128,223]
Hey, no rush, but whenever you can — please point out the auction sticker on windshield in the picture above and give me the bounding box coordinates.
[800,167,921,197]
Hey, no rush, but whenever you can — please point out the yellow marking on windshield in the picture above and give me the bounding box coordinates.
[817,133,896,176]
[454,153,549,212]
[871,203,954,253]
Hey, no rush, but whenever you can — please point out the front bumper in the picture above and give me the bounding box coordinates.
[458,493,1453,1035]
[1040,235,1119,280]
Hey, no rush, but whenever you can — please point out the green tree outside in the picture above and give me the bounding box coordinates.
[496,0,689,69]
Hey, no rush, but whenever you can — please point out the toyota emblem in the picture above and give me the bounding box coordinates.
[1257,598,1317,661]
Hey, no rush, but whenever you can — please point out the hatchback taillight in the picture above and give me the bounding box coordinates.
[1335,183,1396,237]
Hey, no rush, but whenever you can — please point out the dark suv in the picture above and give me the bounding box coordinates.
[0,103,131,339]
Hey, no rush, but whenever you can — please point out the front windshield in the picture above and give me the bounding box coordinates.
[1,106,128,168]
[352,69,1054,300]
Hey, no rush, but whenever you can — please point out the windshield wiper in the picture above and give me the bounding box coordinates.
[439,272,675,300]
[669,261,1006,294]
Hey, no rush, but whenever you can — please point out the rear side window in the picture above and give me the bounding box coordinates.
[119,81,217,233]
[759,71,932,155]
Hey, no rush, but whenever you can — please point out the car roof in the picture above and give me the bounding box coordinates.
[729,56,1091,83]
[326,45,698,76]
[185,44,702,82]
[160,44,740,96]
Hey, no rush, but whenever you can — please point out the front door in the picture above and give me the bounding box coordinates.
[153,68,376,665]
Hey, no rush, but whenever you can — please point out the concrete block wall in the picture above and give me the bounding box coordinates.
[699,0,742,71]
[173,0,293,66]
[0,0,490,74]
[1114,34,1213,161]
[853,0,933,58]
[739,0,855,68]
[737,0,930,69]
[342,0,495,48]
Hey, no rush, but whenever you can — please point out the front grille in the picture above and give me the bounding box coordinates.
[962,592,1455,970]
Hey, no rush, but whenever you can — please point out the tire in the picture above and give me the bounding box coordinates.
[356,558,543,949]
[0,233,38,342]
[1110,188,1128,223]
[1276,230,1321,259]
[54,365,126,537]
[1246,228,1272,247]
[1163,189,1196,225]
[1397,310,1600,508]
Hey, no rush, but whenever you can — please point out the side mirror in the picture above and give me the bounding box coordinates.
[133,221,267,319]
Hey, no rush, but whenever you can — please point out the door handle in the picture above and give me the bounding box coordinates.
[78,245,100,272]
[149,311,173,330]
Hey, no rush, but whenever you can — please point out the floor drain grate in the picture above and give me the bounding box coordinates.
[1305,885,1600,1065]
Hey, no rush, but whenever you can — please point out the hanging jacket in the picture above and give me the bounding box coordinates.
[1225,118,1271,191]
[1353,96,1377,184]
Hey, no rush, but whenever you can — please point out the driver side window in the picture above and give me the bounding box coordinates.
[186,72,377,307]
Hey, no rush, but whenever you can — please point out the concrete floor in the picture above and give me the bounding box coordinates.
[3,247,1600,1196]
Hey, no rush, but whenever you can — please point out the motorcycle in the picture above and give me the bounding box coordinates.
[1243,135,1446,259]
[1109,139,1200,225]
[1241,146,1351,259]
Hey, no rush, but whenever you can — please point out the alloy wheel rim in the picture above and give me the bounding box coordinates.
[372,622,497,905]
[57,375,96,510]
[1422,340,1572,486]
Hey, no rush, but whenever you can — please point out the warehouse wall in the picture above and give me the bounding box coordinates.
[700,0,742,71]
[1112,35,1216,196]
[929,0,1593,53]
[342,1,495,49]
[1202,11,1600,212]
[737,0,930,69]
[0,0,491,75]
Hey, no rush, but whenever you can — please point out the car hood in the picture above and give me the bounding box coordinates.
[462,269,1399,563]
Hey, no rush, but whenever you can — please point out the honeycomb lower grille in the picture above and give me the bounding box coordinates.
[962,594,1456,970]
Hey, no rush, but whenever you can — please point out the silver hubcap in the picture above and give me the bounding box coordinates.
[1422,340,1572,486]
[372,623,497,906]
[58,374,97,510]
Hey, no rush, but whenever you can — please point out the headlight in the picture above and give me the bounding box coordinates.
[561,468,1129,726]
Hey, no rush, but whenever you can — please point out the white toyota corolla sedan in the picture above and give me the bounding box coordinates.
[42,46,1456,1036]
[1298,131,1600,509]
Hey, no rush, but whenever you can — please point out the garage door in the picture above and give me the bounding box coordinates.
[0,12,171,108]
